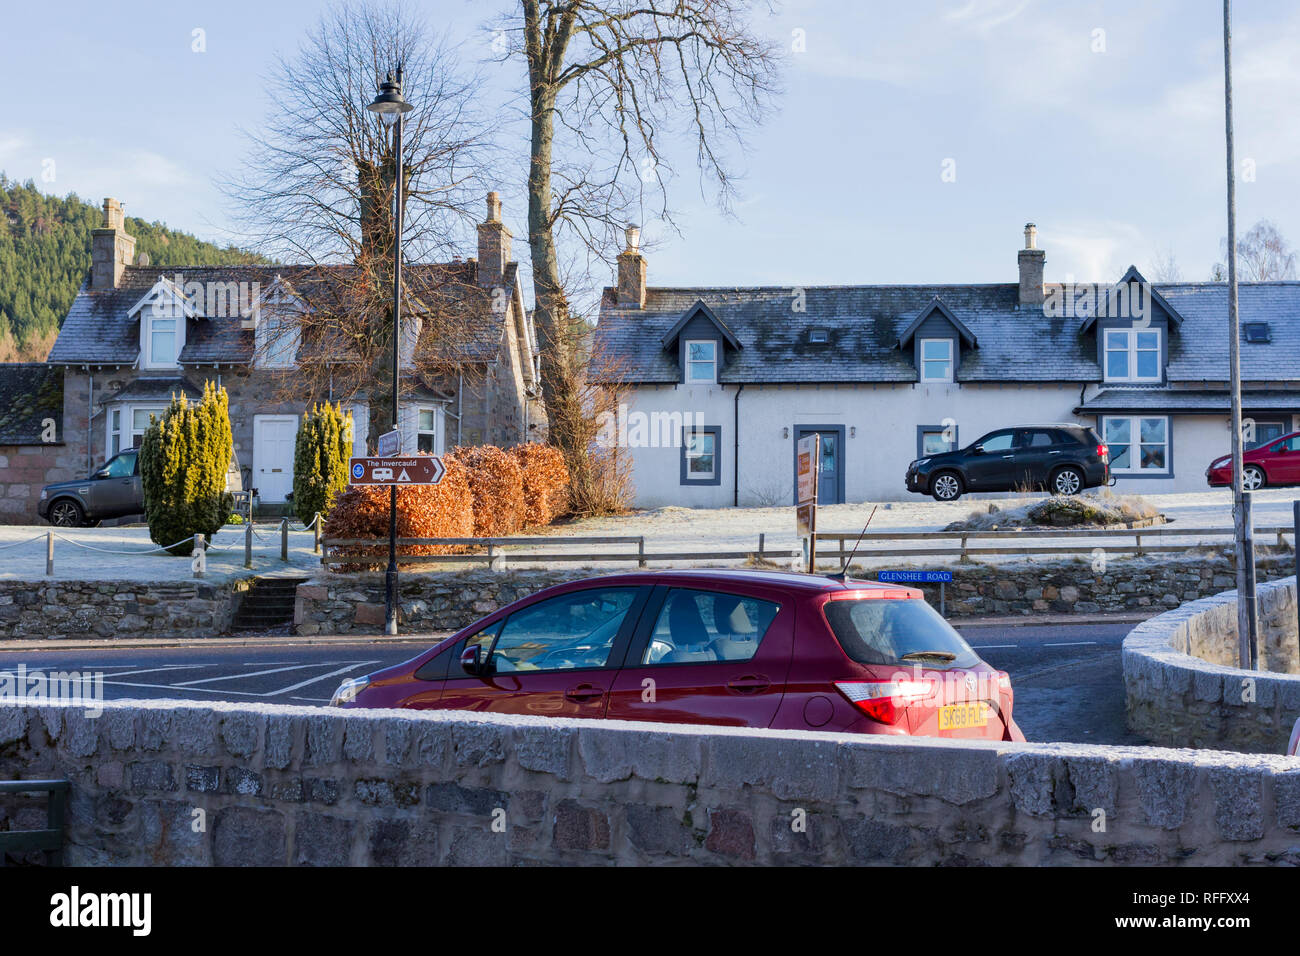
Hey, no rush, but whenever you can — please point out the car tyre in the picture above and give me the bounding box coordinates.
[1050,466,1084,496]
[930,471,964,502]
[48,499,86,528]
[1243,465,1266,490]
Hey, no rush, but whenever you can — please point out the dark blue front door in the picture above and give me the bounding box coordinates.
[794,427,844,505]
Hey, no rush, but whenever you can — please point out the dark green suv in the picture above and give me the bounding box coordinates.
[37,448,143,527]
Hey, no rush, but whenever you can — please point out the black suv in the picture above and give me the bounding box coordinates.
[38,448,143,527]
[906,424,1111,501]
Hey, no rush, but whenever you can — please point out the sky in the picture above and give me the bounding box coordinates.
[2,0,1298,292]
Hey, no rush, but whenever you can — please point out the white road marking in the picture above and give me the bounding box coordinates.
[0,664,204,679]
[290,696,331,703]
[171,663,323,686]
[971,644,1018,649]
[1043,641,1098,647]
[268,662,379,696]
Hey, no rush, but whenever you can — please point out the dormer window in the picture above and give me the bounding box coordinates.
[147,316,178,368]
[1103,328,1161,382]
[685,340,717,384]
[919,338,954,383]
[254,313,300,369]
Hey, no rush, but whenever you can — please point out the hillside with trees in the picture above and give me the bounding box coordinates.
[0,174,268,361]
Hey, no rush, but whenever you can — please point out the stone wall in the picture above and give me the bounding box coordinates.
[295,569,597,634]
[1123,576,1300,753]
[2,699,1299,866]
[0,444,79,524]
[0,579,246,641]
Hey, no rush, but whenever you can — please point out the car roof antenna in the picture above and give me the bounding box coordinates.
[826,505,877,582]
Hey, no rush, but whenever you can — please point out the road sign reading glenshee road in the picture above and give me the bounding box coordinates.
[349,456,445,485]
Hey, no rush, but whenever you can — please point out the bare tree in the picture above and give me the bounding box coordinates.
[1212,219,1297,283]
[491,0,782,510]
[223,0,497,445]
[1149,246,1183,282]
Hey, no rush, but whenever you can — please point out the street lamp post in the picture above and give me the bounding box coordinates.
[1222,2,1259,669]
[367,67,414,637]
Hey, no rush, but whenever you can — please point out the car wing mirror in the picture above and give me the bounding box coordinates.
[93,469,110,479]
[460,645,492,676]
[970,444,984,455]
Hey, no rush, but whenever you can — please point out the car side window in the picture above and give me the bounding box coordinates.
[640,589,780,665]
[979,432,1015,453]
[1028,431,1055,447]
[102,453,135,478]
[419,623,500,681]
[489,588,638,673]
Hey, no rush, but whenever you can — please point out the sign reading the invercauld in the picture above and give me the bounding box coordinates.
[349,456,445,486]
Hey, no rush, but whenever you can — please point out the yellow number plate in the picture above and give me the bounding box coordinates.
[938,702,989,730]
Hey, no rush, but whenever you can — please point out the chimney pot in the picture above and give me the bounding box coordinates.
[91,196,135,290]
[1017,222,1045,307]
[616,223,647,309]
[476,190,511,288]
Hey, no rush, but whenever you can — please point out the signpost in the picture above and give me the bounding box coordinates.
[376,429,402,458]
[349,456,445,486]
[878,569,954,616]
[796,434,820,572]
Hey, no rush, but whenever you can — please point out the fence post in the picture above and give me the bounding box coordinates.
[192,533,205,579]
[314,513,321,554]
[244,520,253,569]
[45,530,53,576]
[959,534,972,564]
[1135,531,1143,556]
[280,517,288,561]
[758,533,765,560]
[638,536,646,569]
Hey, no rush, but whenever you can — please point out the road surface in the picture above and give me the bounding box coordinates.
[0,619,1143,744]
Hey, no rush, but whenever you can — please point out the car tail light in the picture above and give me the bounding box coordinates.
[834,679,933,725]
[997,671,1011,692]
[1096,443,1109,461]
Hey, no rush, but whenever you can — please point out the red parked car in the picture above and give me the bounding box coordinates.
[1207,432,1300,490]
[333,569,1026,742]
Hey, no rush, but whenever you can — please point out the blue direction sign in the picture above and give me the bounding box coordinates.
[878,570,953,583]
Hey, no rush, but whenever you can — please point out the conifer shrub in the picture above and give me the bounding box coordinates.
[138,382,234,555]
[293,402,352,526]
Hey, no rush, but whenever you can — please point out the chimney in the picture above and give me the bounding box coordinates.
[1018,222,1045,306]
[91,198,136,290]
[616,224,647,308]
[476,191,512,288]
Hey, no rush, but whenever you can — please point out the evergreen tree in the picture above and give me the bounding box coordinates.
[293,403,353,525]
[139,382,235,556]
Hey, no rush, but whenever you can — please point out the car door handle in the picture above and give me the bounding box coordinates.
[1047,450,1061,455]
[564,683,604,703]
[726,676,771,695]
[1000,455,1015,459]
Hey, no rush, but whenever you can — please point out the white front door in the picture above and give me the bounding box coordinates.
[253,415,298,502]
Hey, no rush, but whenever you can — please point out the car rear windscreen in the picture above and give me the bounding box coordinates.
[823,597,980,669]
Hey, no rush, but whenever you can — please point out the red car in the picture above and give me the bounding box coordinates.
[333,569,1025,742]
[1207,432,1300,490]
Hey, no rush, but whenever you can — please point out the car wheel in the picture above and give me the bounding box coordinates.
[1243,465,1266,490]
[48,499,85,527]
[1050,467,1084,496]
[931,472,963,501]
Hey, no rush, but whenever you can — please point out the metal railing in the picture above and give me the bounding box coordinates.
[321,533,801,569]
[811,525,1296,562]
[0,779,70,866]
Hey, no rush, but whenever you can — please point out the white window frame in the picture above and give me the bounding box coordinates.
[684,339,718,384]
[683,428,718,482]
[1102,415,1170,475]
[1103,328,1161,383]
[143,313,183,369]
[254,313,301,369]
[415,405,443,454]
[919,338,954,383]
[107,403,169,454]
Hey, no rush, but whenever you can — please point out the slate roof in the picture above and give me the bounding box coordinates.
[101,376,204,404]
[1076,388,1300,414]
[0,363,63,445]
[48,262,516,368]
[595,278,1300,386]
